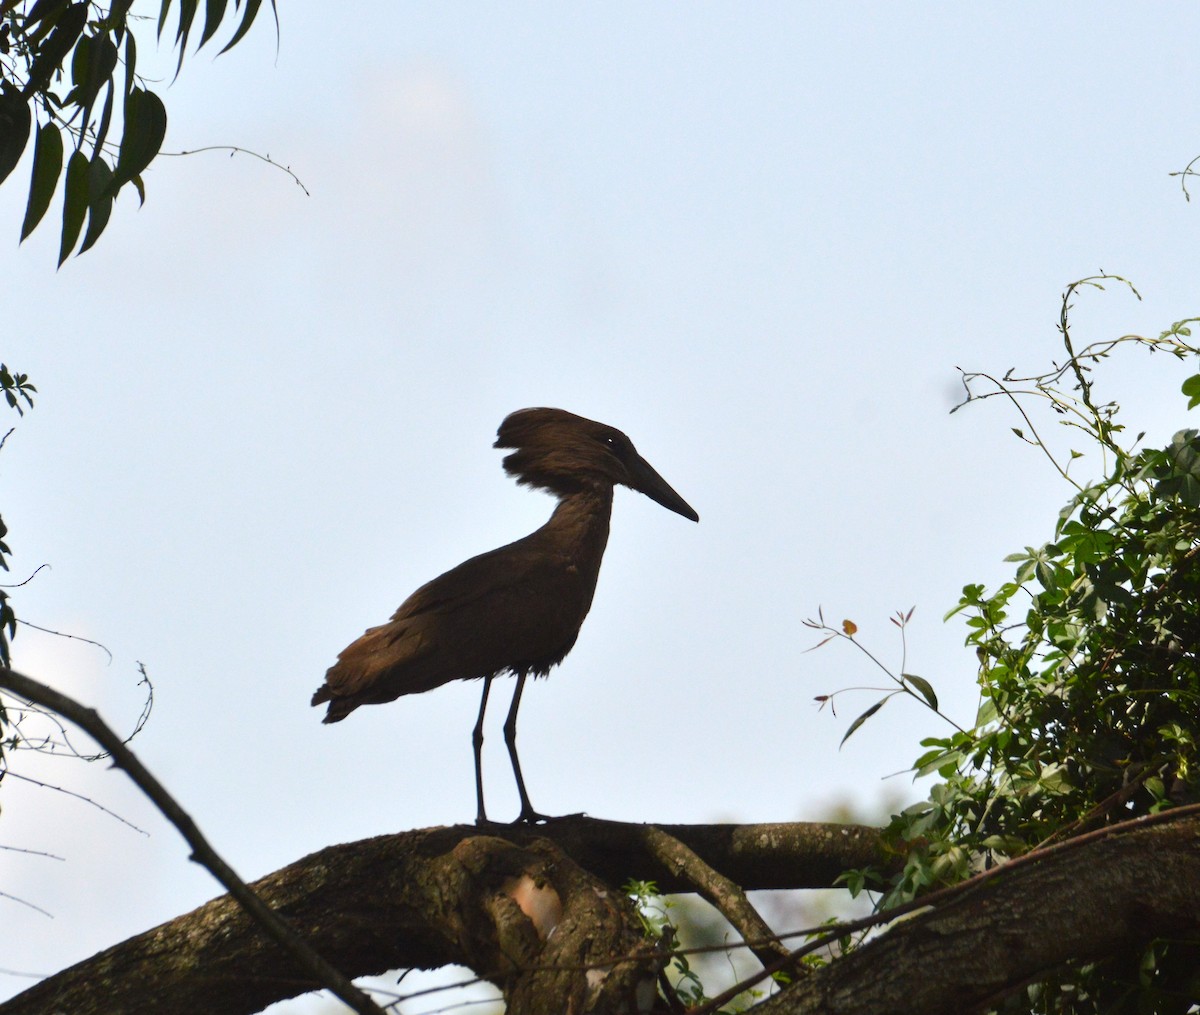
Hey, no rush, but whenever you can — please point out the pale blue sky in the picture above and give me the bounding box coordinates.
[2,4,1199,1010]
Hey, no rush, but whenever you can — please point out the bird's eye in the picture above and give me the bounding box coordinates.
[604,435,620,450]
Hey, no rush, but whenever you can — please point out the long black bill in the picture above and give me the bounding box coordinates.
[626,454,699,522]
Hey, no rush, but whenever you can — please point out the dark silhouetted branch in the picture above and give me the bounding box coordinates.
[0,667,385,1015]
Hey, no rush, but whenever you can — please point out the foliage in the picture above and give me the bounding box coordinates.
[626,878,768,1013]
[0,0,277,264]
[0,362,34,670]
[826,277,1200,1013]
[0,363,35,772]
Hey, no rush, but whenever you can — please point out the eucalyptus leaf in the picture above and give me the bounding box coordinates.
[20,122,63,241]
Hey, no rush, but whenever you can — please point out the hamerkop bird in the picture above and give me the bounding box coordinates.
[312,407,698,823]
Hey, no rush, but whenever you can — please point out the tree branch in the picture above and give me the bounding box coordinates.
[641,825,790,970]
[750,809,1200,1015]
[0,816,888,1014]
[0,667,385,1015]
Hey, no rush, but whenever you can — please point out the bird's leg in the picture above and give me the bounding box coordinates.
[473,675,493,824]
[503,672,549,823]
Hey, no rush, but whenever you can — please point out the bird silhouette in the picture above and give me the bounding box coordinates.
[312,407,698,822]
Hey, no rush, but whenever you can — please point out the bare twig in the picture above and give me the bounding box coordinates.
[0,769,148,834]
[1169,153,1200,201]
[167,146,311,196]
[0,889,53,918]
[0,667,385,1015]
[0,565,51,590]
[12,619,111,664]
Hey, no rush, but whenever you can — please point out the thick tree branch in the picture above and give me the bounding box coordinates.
[750,809,1200,1015]
[0,817,885,1014]
[0,667,385,1015]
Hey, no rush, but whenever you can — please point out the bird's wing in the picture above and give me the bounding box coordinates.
[321,535,572,700]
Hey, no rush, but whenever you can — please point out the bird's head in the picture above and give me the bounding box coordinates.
[494,408,699,522]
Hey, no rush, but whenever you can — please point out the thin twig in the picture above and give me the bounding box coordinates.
[0,565,51,590]
[0,769,149,835]
[0,889,54,918]
[12,619,112,663]
[167,146,310,196]
[0,843,65,861]
[0,667,385,1015]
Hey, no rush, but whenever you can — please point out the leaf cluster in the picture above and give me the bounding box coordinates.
[0,0,276,263]
[0,364,35,769]
[856,285,1200,1012]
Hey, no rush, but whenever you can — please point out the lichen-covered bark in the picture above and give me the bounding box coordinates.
[753,812,1200,1015]
[0,818,875,1015]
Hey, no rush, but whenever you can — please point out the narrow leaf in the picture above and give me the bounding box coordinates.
[24,2,88,95]
[77,36,119,127]
[78,155,114,254]
[21,122,64,241]
[58,148,90,265]
[157,0,172,40]
[24,0,70,44]
[124,32,137,99]
[902,673,938,711]
[218,0,262,54]
[199,0,229,48]
[175,0,199,44]
[109,0,137,42]
[93,79,115,153]
[25,0,70,31]
[108,87,167,196]
[840,699,885,747]
[0,83,32,186]
[172,0,199,80]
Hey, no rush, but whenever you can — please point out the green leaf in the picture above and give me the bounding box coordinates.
[156,0,172,40]
[109,0,137,42]
[0,84,32,187]
[93,79,115,153]
[67,31,92,102]
[902,673,939,711]
[1183,374,1200,410]
[840,699,885,747]
[172,0,200,80]
[79,155,114,254]
[20,122,64,241]
[175,0,199,45]
[24,0,70,41]
[25,2,88,94]
[199,0,229,48]
[218,0,264,55]
[107,87,167,197]
[123,32,137,99]
[58,148,90,266]
[76,36,119,132]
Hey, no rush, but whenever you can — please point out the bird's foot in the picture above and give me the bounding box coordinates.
[513,806,553,824]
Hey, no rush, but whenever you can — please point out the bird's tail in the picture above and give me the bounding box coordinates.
[311,685,357,723]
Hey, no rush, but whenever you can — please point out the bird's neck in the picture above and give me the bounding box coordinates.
[540,487,613,568]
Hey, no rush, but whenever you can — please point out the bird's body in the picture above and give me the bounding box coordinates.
[312,408,697,822]
[313,488,612,719]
